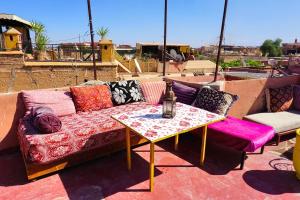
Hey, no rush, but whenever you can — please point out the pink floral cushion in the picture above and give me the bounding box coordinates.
[140,81,166,105]
[17,102,150,164]
[22,90,76,117]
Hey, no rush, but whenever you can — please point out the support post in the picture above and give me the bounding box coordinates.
[200,125,208,166]
[240,151,246,170]
[149,143,155,192]
[87,0,97,80]
[214,0,229,82]
[162,0,168,77]
[125,127,131,171]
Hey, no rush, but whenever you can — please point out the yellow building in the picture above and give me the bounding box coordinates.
[3,28,22,50]
[99,39,114,62]
[0,14,32,52]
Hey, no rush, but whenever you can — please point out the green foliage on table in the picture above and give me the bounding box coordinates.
[221,59,263,69]
[221,60,242,69]
[245,59,262,68]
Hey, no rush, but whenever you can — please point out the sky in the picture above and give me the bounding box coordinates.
[1,0,300,47]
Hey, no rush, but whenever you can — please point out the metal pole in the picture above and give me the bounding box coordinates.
[87,0,97,80]
[163,0,168,77]
[214,0,228,82]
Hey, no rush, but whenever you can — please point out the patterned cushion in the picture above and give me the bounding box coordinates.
[193,87,238,116]
[17,102,150,164]
[70,85,113,112]
[108,80,145,105]
[140,81,166,105]
[293,85,300,111]
[266,86,293,112]
[172,81,199,105]
[22,90,76,117]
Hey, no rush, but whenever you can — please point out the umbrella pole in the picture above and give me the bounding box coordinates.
[87,0,97,80]
[214,0,228,82]
[163,0,168,77]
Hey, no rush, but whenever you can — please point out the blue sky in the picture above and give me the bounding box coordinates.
[1,0,300,47]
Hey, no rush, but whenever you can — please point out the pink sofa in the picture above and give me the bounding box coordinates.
[17,81,166,180]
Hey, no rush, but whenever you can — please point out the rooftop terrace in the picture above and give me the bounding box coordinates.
[0,135,297,200]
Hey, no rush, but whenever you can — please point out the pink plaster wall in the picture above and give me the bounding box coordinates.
[0,75,300,152]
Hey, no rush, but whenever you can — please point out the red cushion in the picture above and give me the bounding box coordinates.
[70,85,113,112]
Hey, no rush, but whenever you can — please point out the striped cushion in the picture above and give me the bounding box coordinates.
[22,90,76,117]
[140,81,166,105]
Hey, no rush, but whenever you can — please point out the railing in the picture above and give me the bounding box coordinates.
[19,42,101,62]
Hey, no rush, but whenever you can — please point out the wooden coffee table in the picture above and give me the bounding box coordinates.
[112,103,224,191]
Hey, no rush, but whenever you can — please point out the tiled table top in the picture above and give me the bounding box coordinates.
[112,103,224,142]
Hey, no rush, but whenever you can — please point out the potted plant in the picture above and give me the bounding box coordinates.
[97,27,109,40]
[31,21,49,60]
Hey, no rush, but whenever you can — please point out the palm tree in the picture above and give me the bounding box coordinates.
[31,21,45,41]
[96,27,109,40]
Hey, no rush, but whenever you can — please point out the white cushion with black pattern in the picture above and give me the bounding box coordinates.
[108,80,145,105]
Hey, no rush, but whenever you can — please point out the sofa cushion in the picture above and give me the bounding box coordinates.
[266,86,293,112]
[22,90,76,117]
[293,85,300,111]
[140,81,166,105]
[208,116,275,152]
[70,85,113,112]
[17,102,150,164]
[244,110,300,133]
[108,80,145,105]
[172,81,198,105]
[31,107,62,134]
[193,87,238,116]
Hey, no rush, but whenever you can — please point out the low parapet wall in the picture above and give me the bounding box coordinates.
[0,61,118,93]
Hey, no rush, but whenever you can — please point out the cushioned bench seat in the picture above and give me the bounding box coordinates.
[18,102,150,164]
[208,116,275,152]
[244,110,300,133]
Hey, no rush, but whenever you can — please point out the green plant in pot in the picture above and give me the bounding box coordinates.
[97,27,109,40]
[31,21,49,60]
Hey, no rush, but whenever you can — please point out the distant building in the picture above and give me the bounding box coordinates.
[282,39,300,55]
[199,45,261,57]
[136,42,190,61]
[0,13,32,52]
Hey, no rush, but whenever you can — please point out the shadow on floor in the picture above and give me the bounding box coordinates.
[243,169,300,194]
[59,150,162,199]
[243,157,300,195]
[0,151,28,186]
[156,134,245,175]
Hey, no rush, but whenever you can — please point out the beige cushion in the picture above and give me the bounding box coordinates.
[244,110,300,133]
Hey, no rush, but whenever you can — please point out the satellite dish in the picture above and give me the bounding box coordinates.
[176,54,183,62]
[170,49,177,59]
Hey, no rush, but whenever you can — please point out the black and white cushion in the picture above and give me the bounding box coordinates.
[108,80,145,105]
[193,86,238,116]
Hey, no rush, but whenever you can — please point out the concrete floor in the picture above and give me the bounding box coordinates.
[0,135,299,200]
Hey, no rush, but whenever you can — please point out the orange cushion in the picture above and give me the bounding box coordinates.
[70,85,113,112]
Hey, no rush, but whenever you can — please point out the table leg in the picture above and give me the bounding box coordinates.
[149,143,155,192]
[174,134,179,151]
[126,127,131,171]
[200,125,208,166]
